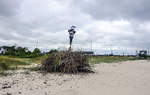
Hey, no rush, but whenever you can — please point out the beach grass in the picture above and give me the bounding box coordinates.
[89,56,136,64]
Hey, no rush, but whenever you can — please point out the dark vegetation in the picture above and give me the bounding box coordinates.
[0,46,42,58]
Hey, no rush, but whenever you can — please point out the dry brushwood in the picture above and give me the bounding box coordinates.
[40,51,93,73]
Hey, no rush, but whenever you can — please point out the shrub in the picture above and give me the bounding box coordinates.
[0,63,9,71]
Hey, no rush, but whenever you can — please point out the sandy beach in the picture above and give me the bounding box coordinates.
[0,60,150,95]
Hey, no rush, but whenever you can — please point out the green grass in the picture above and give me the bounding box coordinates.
[89,56,136,64]
[0,56,29,71]
[0,55,48,71]
[0,56,35,71]
[30,55,48,64]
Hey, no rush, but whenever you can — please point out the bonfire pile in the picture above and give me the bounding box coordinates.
[40,51,92,73]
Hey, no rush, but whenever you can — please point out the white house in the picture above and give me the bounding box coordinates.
[0,48,7,54]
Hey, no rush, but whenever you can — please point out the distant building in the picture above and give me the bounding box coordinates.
[0,46,15,55]
[24,47,29,52]
[81,51,94,55]
[136,50,147,59]
[0,47,7,54]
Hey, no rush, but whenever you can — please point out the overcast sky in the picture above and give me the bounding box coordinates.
[0,0,150,54]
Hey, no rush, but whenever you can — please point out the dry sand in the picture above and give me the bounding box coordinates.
[0,60,150,95]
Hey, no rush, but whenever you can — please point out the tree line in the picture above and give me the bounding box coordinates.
[0,46,42,58]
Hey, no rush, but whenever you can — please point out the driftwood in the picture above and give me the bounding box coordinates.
[40,51,92,73]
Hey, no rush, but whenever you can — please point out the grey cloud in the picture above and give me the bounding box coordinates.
[0,0,22,17]
[75,0,150,21]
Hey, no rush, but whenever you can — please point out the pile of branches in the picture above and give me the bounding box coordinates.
[40,51,93,73]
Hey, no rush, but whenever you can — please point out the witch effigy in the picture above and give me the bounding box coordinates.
[68,26,76,50]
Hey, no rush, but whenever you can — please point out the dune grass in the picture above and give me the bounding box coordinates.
[30,55,48,64]
[89,56,136,64]
[0,56,34,71]
[0,55,48,72]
